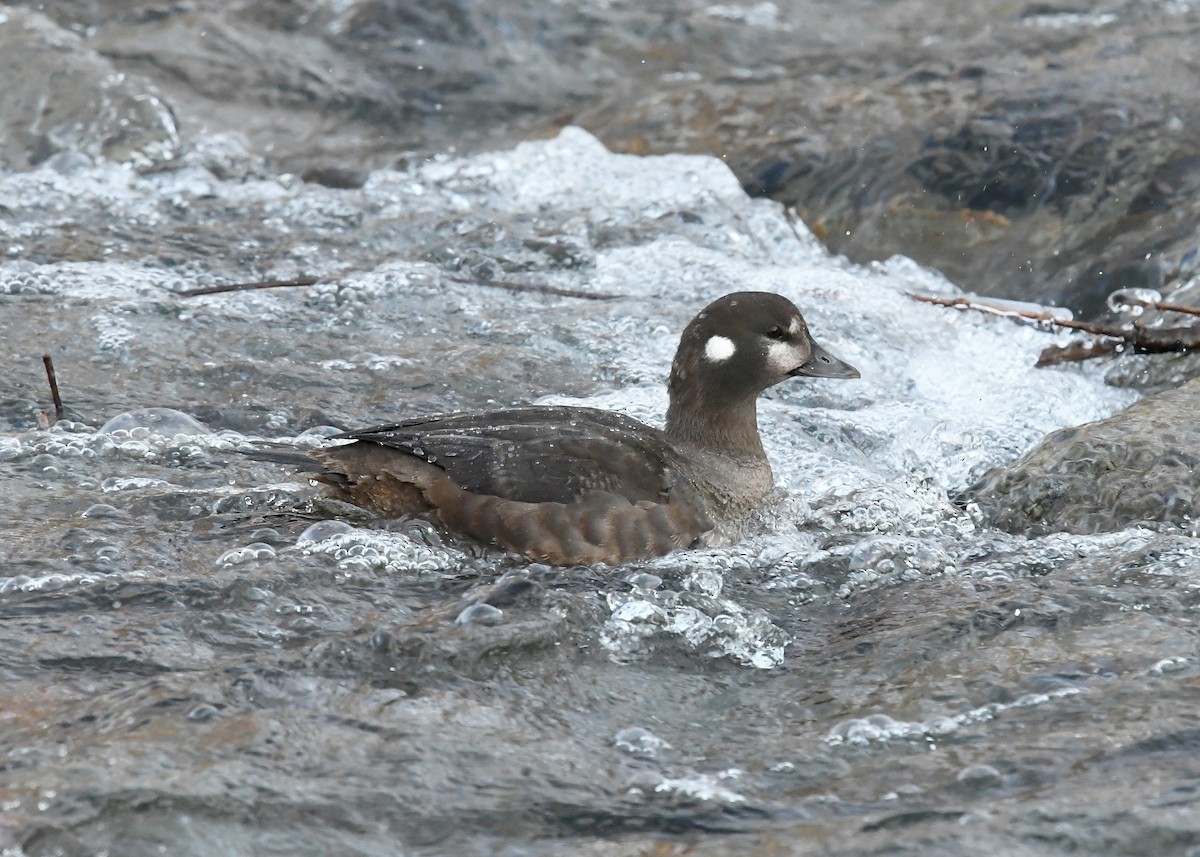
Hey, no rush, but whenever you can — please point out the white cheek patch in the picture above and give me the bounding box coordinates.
[704,335,736,362]
[767,340,803,374]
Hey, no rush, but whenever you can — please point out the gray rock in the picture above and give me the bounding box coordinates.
[7,0,1200,336]
[968,379,1200,535]
[0,8,180,171]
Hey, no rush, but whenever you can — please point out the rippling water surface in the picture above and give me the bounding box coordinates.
[2,129,1199,856]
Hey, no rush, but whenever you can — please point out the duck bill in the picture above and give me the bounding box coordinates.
[791,341,860,379]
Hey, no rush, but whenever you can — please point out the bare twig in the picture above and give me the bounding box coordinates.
[904,292,1112,334]
[179,272,620,301]
[177,276,321,297]
[1106,289,1200,318]
[1034,339,1120,365]
[444,275,621,301]
[42,353,64,423]
[1145,300,1200,318]
[1038,325,1200,365]
[784,206,813,243]
[906,291,1200,367]
[1120,325,1200,352]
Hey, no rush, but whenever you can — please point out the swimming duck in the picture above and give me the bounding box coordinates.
[262,292,858,565]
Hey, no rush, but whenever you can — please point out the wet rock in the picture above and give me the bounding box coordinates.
[26,0,701,173]
[0,7,180,171]
[572,3,1200,322]
[9,0,1200,326]
[968,378,1200,535]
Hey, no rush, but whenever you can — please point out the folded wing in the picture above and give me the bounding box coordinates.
[333,406,682,505]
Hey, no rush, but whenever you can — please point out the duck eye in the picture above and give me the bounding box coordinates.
[765,326,787,341]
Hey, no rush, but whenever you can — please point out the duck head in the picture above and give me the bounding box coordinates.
[665,291,859,450]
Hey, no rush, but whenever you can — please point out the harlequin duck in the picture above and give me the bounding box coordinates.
[263,292,858,565]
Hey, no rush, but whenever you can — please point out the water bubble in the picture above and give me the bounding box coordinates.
[614,726,671,757]
[99,408,211,437]
[216,543,277,567]
[100,476,165,493]
[250,528,288,545]
[1106,287,1161,315]
[34,575,68,593]
[1149,656,1191,675]
[652,772,747,804]
[297,520,355,544]
[956,764,1003,789]
[1,576,35,594]
[455,603,504,626]
[627,572,663,590]
[296,425,344,442]
[81,504,122,519]
[611,600,667,624]
[30,453,61,474]
[187,704,220,722]
[684,569,723,598]
[666,606,714,645]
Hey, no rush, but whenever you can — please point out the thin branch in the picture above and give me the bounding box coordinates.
[178,273,620,301]
[1142,300,1200,318]
[177,277,321,297]
[906,291,1200,366]
[784,206,813,243]
[1034,339,1120,365]
[1114,324,1200,352]
[905,292,1114,335]
[444,275,622,301]
[1038,325,1200,365]
[1106,289,1200,318]
[42,353,64,423]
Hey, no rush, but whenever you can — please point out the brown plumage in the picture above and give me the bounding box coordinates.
[255,292,859,565]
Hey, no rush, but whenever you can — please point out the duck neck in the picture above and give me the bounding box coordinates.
[665,387,766,460]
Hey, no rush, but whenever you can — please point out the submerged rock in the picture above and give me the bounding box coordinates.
[968,378,1200,535]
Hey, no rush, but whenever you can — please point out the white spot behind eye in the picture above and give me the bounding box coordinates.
[704,335,736,362]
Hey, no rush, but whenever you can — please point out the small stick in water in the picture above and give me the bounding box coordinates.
[177,276,321,297]
[42,353,64,423]
[444,274,622,301]
[179,272,621,301]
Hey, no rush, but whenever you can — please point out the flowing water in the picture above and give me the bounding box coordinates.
[2,128,1199,856]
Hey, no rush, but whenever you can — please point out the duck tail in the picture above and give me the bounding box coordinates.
[236,441,325,472]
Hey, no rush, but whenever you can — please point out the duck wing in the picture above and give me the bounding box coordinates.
[332,406,683,505]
